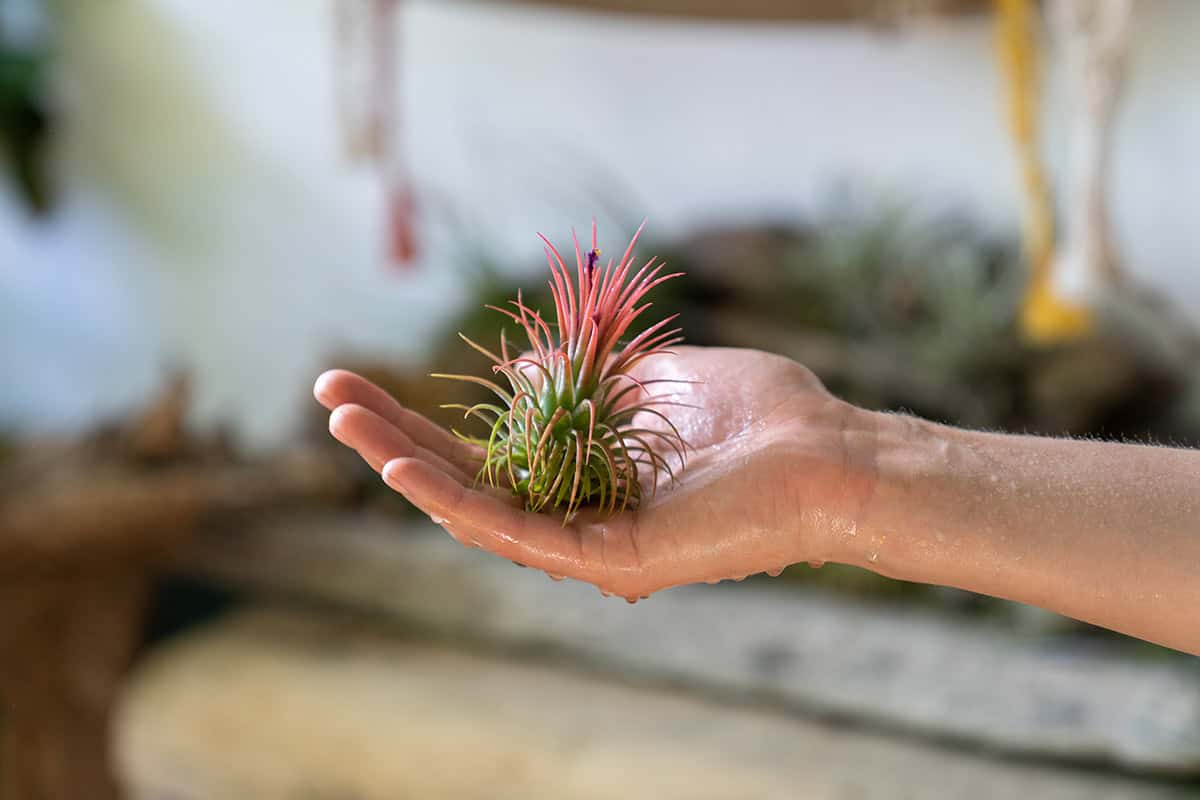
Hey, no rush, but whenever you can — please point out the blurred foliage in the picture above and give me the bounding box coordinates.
[783,203,1024,373]
[648,198,1032,428]
[0,3,55,214]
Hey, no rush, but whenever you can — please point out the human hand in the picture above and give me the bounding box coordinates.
[315,347,878,602]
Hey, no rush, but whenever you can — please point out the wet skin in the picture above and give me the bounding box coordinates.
[317,346,1200,655]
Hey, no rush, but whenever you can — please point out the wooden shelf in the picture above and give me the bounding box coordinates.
[489,0,992,22]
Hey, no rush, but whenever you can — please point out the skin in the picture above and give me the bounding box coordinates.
[315,346,1200,656]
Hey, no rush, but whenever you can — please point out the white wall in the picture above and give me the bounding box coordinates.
[2,0,1198,446]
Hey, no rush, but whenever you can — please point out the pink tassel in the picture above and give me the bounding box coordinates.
[387,185,418,266]
[334,0,419,269]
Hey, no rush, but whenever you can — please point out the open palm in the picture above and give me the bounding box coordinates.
[317,347,869,601]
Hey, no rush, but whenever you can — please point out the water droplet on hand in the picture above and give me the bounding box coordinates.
[624,596,638,605]
[808,560,825,569]
[599,589,612,598]
[430,516,446,525]
[766,567,785,578]
[705,578,721,585]
[868,552,879,563]
[547,573,564,582]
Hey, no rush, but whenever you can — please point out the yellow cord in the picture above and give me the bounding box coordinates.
[994,0,1092,342]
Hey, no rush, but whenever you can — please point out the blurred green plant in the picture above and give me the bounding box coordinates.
[0,1,54,214]
[772,199,1030,427]
[791,202,1024,369]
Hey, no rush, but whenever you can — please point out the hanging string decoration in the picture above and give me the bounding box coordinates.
[994,0,1092,343]
[334,0,418,268]
[1046,0,1136,303]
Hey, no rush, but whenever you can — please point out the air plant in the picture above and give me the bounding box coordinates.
[435,221,688,520]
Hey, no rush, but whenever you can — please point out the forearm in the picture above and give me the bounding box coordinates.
[844,411,1200,654]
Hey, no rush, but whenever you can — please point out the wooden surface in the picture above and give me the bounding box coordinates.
[0,454,354,575]
[0,378,360,800]
[493,0,991,22]
[178,512,1200,776]
[0,572,150,800]
[116,607,1172,799]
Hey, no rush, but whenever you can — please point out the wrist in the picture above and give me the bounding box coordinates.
[780,401,902,569]
[833,409,973,581]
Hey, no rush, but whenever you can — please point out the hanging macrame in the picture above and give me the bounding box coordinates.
[994,0,1138,343]
[1046,0,1136,302]
[995,0,1088,342]
[334,0,419,268]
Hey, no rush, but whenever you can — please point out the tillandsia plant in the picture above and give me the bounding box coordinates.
[435,221,689,520]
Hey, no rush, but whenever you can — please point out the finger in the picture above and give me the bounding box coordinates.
[381,457,604,584]
[314,369,485,472]
[328,403,475,485]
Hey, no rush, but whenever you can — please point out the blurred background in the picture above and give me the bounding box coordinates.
[3,0,1200,798]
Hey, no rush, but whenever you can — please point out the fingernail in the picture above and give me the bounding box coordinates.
[313,371,336,404]
[328,405,353,442]
[381,458,405,484]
